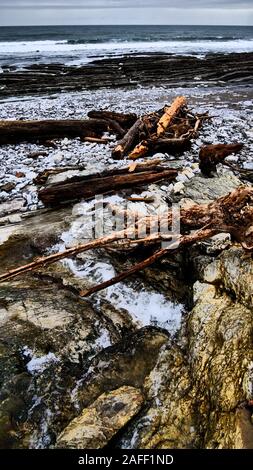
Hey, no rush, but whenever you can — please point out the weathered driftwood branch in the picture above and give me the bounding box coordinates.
[82,136,112,144]
[0,232,123,284]
[87,110,137,127]
[39,168,178,206]
[112,118,144,159]
[157,96,187,137]
[127,196,155,202]
[199,143,244,176]
[0,119,110,145]
[80,228,217,297]
[129,137,191,160]
[80,246,169,297]
[0,187,252,286]
[87,111,139,138]
[34,159,165,186]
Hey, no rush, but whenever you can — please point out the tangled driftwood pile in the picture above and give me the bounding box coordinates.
[34,96,208,205]
[111,96,205,160]
[0,96,251,295]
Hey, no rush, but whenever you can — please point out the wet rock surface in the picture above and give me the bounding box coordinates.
[0,52,252,98]
[0,82,252,449]
[56,386,144,449]
[117,250,253,449]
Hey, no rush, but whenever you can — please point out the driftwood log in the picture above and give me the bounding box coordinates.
[87,111,138,139]
[0,119,110,145]
[0,187,252,288]
[129,136,192,160]
[111,118,145,159]
[157,96,187,137]
[87,110,137,127]
[38,167,178,206]
[199,143,244,176]
[34,159,164,186]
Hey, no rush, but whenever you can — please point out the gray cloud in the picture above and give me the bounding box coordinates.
[0,0,252,25]
[0,0,253,8]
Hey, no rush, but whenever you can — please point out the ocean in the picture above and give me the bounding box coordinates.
[0,25,252,67]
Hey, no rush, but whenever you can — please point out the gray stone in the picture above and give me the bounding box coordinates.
[56,386,144,449]
[0,199,25,217]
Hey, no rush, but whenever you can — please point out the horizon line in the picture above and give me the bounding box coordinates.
[0,23,252,27]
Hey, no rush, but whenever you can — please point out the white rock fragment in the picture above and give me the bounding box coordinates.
[173,182,185,194]
[243,162,253,170]
[152,153,166,159]
[0,199,25,217]
[54,153,64,164]
[176,173,189,183]
[226,155,239,163]
[8,214,22,224]
[181,168,195,179]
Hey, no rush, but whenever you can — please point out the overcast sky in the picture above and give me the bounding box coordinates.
[0,0,252,26]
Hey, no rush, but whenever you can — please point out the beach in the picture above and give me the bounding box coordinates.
[0,25,253,450]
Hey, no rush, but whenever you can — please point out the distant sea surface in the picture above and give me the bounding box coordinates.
[0,25,252,67]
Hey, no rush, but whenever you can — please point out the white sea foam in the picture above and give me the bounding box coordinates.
[1,38,253,66]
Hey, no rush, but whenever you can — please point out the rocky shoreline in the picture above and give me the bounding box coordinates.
[1,52,253,98]
[0,73,252,448]
[0,168,252,449]
[0,85,252,219]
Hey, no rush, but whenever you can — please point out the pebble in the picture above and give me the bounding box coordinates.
[176,174,189,183]
[181,168,195,179]
[0,182,16,192]
[153,153,166,159]
[53,153,64,163]
[226,155,239,163]
[173,182,185,194]
[243,162,253,170]
[8,214,22,224]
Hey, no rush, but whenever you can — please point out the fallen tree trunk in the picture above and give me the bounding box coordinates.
[199,143,244,176]
[0,187,252,285]
[0,119,110,145]
[39,168,178,206]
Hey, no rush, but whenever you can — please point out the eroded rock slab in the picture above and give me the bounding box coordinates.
[56,386,144,449]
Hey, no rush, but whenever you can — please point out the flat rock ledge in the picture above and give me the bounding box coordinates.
[55,386,144,449]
